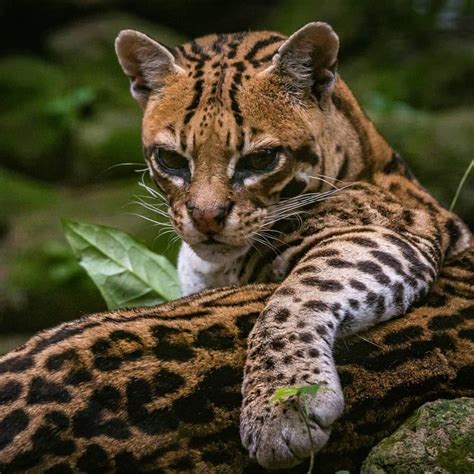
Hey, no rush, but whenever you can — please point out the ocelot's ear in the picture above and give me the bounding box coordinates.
[264,22,339,104]
[115,29,185,108]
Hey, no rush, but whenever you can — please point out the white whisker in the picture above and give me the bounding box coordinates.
[132,198,170,219]
[137,175,168,203]
[252,232,280,255]
[261,182,358,230]
[307,174,339,190]
[103,162,147,173]
[311,172,349,184]
[127,213,169,228]
[258,231,286,246]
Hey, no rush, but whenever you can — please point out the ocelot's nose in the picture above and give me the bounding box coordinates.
[186,201,233,235]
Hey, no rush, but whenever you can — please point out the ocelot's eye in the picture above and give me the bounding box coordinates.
[236,149,280,175]
[154,148,189,178]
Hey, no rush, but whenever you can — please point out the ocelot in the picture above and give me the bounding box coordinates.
[0,21,472,473]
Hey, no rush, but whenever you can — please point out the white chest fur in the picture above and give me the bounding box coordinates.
[177,243,244,296]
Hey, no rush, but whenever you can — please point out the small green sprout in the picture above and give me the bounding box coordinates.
[449,159,473,212]
[270,384,321,403]
[270,384,321,473]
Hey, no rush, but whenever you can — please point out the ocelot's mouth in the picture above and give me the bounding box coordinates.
[190,237,250,262]
[202,236,220,245]
[198,235,240,248]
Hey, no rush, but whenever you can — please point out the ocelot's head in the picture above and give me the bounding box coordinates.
[116,22,363,261]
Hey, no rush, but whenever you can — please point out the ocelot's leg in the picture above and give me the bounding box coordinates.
[240,225,447,469]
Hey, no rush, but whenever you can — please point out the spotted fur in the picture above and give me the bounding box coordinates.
[117,22,471,468]
[0,22,472,472]
[0,247,472,472]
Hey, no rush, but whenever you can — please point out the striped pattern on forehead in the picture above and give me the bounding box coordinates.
[173,32,285,129]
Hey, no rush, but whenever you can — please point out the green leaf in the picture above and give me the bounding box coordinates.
[62,219,180,309]
[297,384,321,396]
[270,384,322,404]
[270,387,301,404]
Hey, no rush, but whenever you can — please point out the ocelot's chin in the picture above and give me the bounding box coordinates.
[190,239,249,263]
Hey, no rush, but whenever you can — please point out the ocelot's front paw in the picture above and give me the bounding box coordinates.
[240,383,344,469]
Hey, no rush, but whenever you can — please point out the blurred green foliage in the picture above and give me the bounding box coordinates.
[0,0,472,351]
